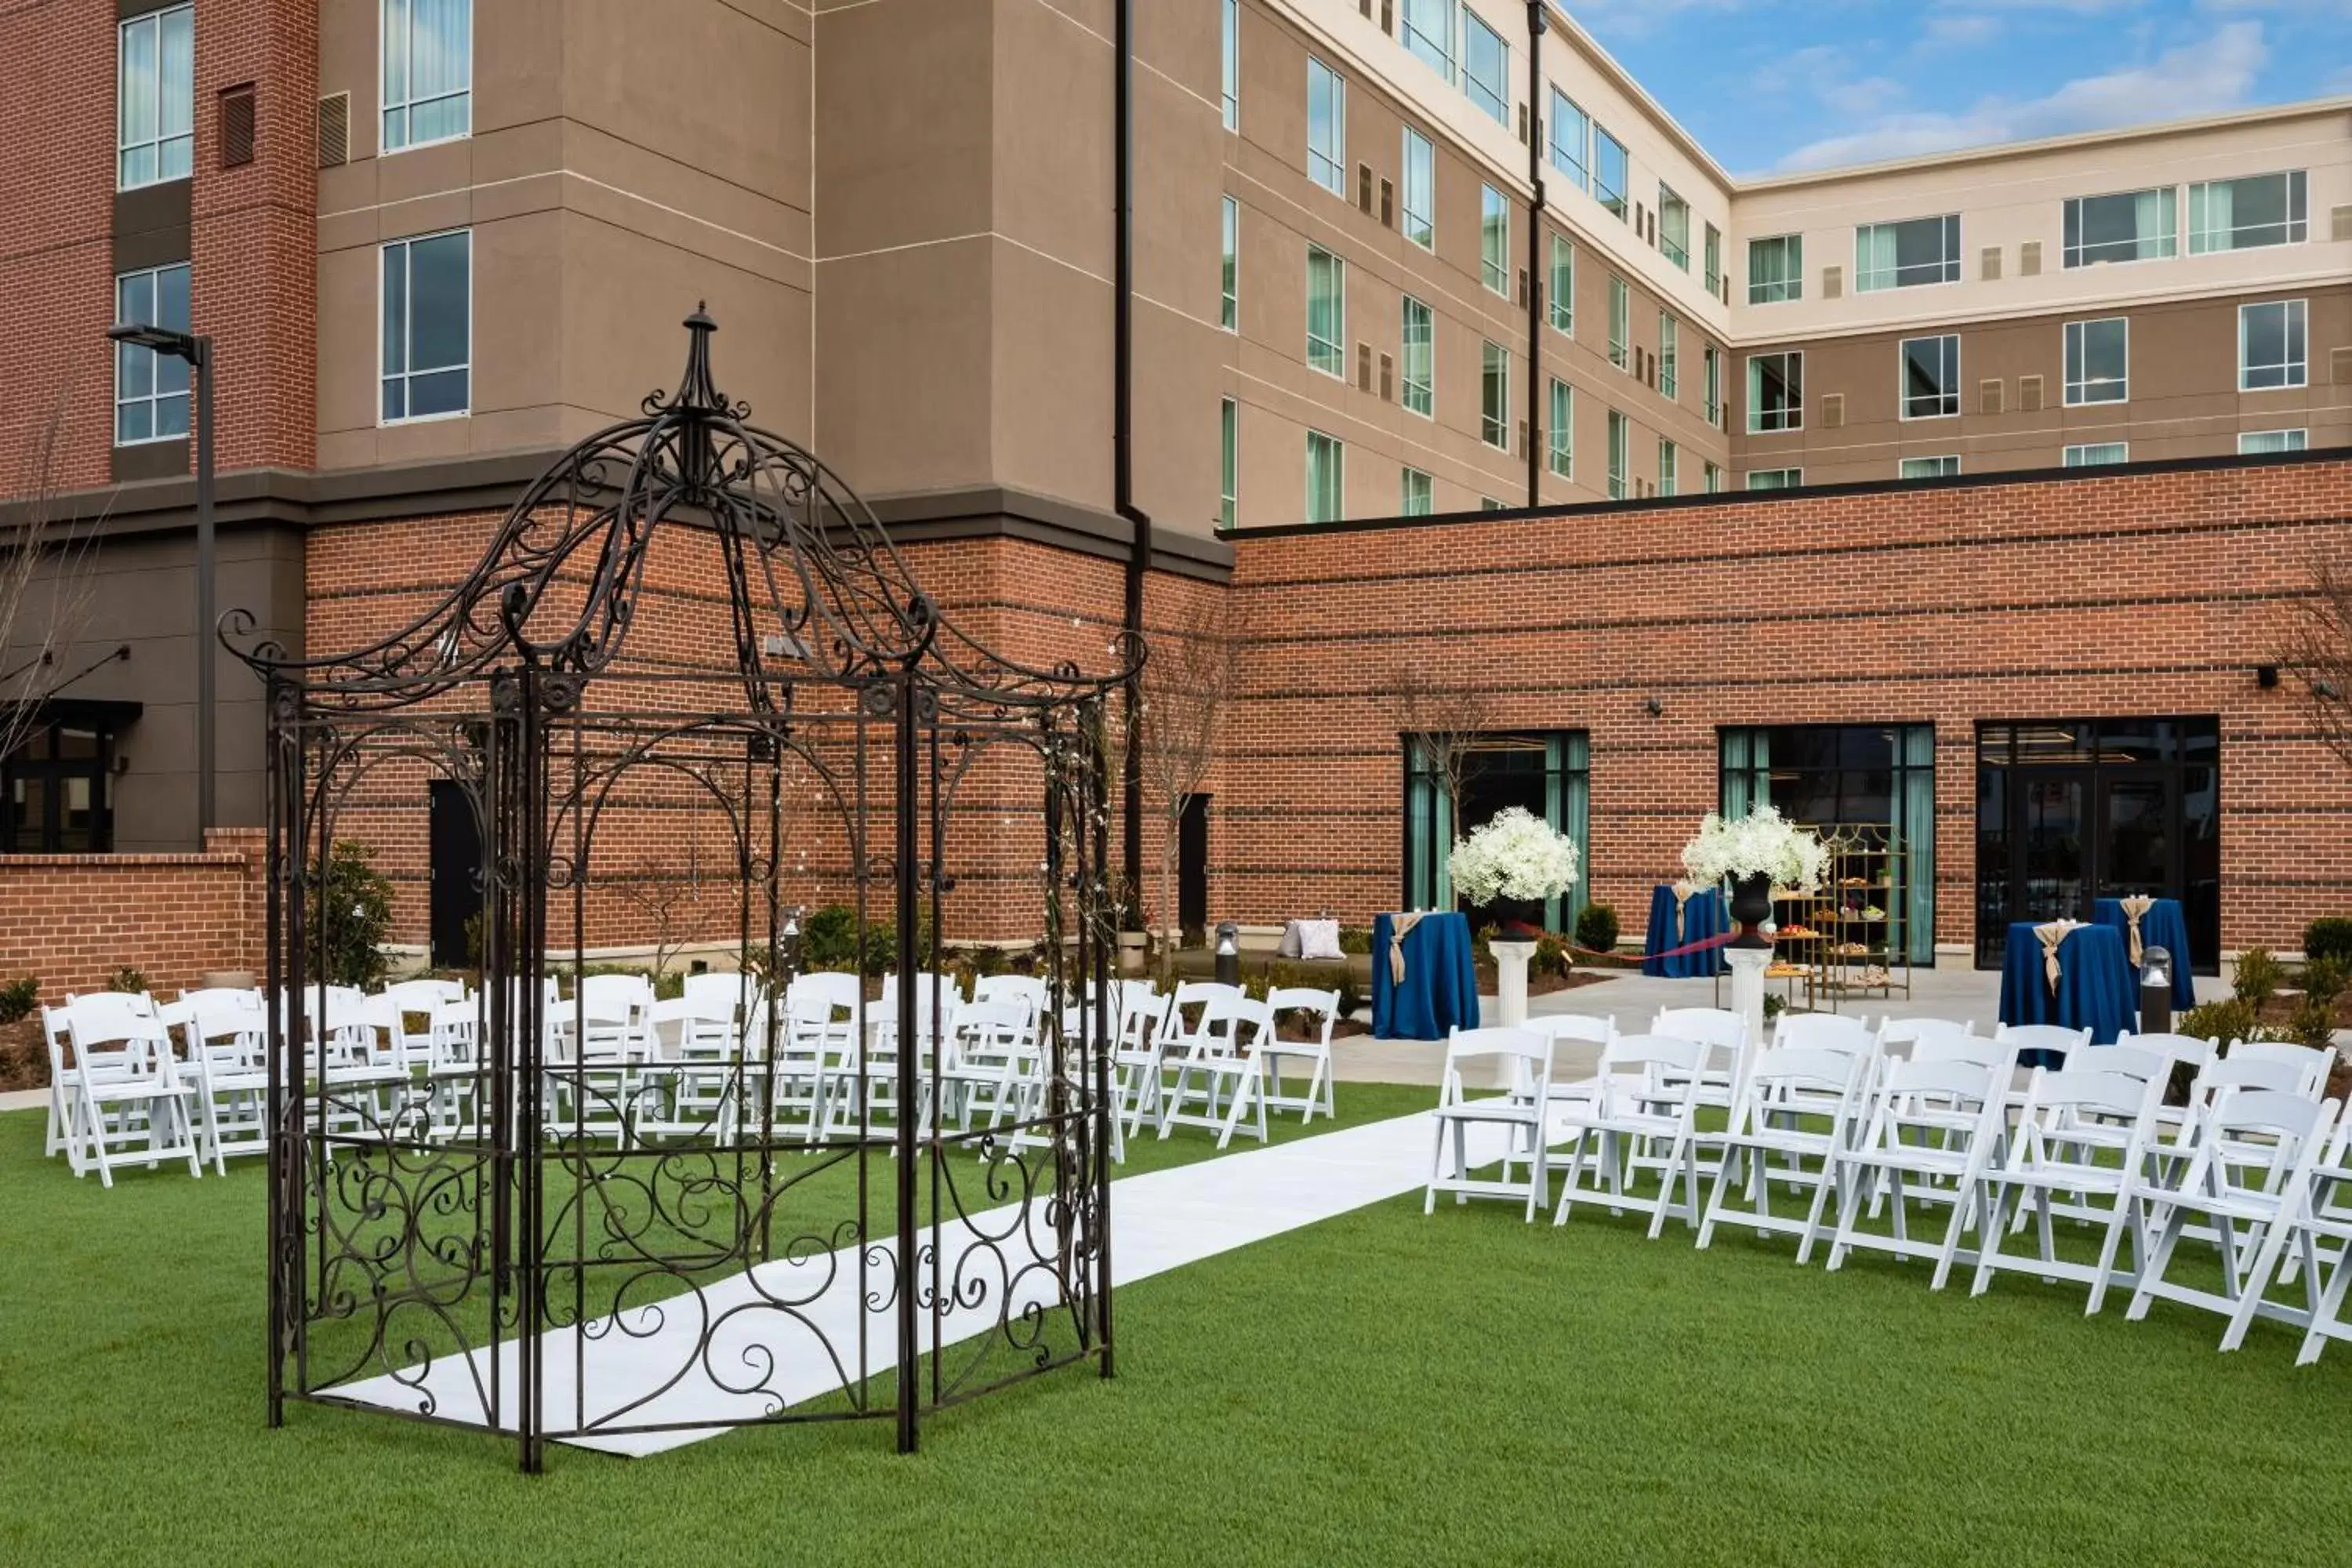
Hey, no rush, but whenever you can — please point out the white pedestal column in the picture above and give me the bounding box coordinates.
[1726,946,1771,1048]
[1489,939,1537,1090]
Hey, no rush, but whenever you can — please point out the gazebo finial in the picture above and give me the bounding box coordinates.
[670,302,726,415]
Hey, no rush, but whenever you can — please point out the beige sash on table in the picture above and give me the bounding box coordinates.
[1671,878,1695,943]
[1388,911,1428,985]
[2119,895,2154,966]
[2034,919,2085,996]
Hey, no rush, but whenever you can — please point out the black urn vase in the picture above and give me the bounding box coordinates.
[1728,872,1774,949]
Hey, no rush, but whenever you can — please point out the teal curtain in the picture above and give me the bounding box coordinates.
[1896,724,1936,964]
[1403,742,1455,911]
[1720,728,1769,816]
[1554,733,1590,935]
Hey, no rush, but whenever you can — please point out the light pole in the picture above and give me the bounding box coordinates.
[107,321,215,838]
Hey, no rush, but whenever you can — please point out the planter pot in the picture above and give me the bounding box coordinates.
[1116,931,1147,976]
[1728,873,1774,949]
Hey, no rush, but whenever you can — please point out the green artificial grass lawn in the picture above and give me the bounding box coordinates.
[5,1089,2350,1568]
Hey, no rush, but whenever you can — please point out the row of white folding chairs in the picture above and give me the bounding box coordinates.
[1105,980,1342,1151]
[1426,1014,2352,1361]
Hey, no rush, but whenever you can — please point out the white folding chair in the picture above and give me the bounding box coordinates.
[1551,1033,1711,1239]
[1698,1044,1869,1261]
[1828,1054,2010,1289]
[61,999,202,1186]
[2225,1039,2336,1101]
[1109,982,1167,1139]
[1259,986,1339,1125]
[1425,1026,1553,1223]
[2255,1115,2352,1364]
[1876,1018,1979,1059]
[1971,1065,2165,1314]
[1157,991,1272,1149]
[180,993,270,1173]
[972,973,1044,1016]
[2127,1087,2341,1349]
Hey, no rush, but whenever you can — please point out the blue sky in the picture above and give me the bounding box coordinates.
[1559,0,2352,176]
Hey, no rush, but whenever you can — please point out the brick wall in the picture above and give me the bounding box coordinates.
[0,827,263,1000]
[1225,458,2352,957]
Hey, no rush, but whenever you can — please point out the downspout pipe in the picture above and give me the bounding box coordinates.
[1525,2,1546,508]
[1116,0,1149,902]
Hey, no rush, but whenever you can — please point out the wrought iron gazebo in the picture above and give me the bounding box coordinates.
[234,308,1134,1470]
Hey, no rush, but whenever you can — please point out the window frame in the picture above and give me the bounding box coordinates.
[1306,57,1347,198]
[1547,377,1573,480]
[2063,317,2129,407]
[1657,437,1678,497]
[1305,429,1345,524]
[1479,184,1510,295]
[1221,0,1240,131]
[1548,89,1588,193]
[1480,339,1510,450]
[2238,299,2307,392]
[1898,333,1962,422]
[1219,397,1238,528]
[1606,409,1630,500]
[112,262,193,448]
[116,4,194,191]
[2240,429,2308,456]
[1704,223,1723,296]
[1747,467,1802,492]
[1460,9,1508,125]
[2189,170,2308,255]
[1400,295,1435,419]
[1702,345,1722,427]
[1220,195,1239,332]
[1402,466,1434,517]
[378,227,474,426]
[1657,313,1679,401]
[1593,127,1628,220]
[1746,350,1804,434]
[2063,443,2129,468]
[1900,456,1962,481]
[1748,234,1802,304]
[380,0,474,156]
[1855,214,1962,293]
[1401,0,1455,83]
[1658,185,1690,271]
[1606,275,1628,372]
[2062,186,2177,269]
[1400,126,1436,250]
[1305,245,1347,379]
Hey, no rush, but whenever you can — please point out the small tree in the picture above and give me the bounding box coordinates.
[612,842,705,985]
[2282,551,2352,775]
[1381,662,1497,906]
[1132,599,1241,977]
[306,840,396,989]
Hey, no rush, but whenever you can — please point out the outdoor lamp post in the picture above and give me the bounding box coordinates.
[107,321,216,838]
[1214,921,1240,988]
[2140,946,2174,1036]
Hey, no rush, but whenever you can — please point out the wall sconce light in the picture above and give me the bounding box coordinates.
[1644,697,1664,717]
[2256,665,2281,689]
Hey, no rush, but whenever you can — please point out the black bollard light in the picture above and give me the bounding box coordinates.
[1214,921,1241,988]
[2140,945,2174,1036]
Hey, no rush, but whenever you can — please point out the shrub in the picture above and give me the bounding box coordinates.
[1763,993,1788,1022]
[2182,997,2261,1045]
[105,965,151,996]
[2303,916,2352,969]
[965,943,1008,978]
[2232,947,2282,1011]
[2303,956,2348,1015]
[305,839,395,989]
[1534,932,1571,978]
[1337,925,1373,956]
[858,915,935,977]
[1334,975,1365,1022]
[2285,999,2338,1051]
[0,976,38,1024]
[1573,902,1621,955]
[798,904,858,970]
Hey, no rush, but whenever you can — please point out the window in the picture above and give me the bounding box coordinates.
[1726,725,1937,966]
[2190,171,2307,254]
[1480,185,1509,294]
[1402,0,1454,82]
[112,263,193,446]
[117,5,194,190]
[1548,236,1573,335]
[2241,429,2307,455]
[1748,234,1802,304]
[2240,300,2307,391]
[1306,59,1345,197]
[1480,498,1506,512]
[1548,89,1588,192]
[1400,296,1434,417]
[1748,468,1802,491]
[1900,334,1961,419]
[1219,398,1237,528]
[1547,379,1572,479]
[1658,186,1690,270]
[1856,215,1962,292]
[1305,431,1344,523]
[3,720,118,854]
[1900,456,1962,480]
[1704,223,1723,296]
[1605,410,1630,500]
[1607,276,1628,371]
[1461,10,1507,124]
[1657,439,1678,497]
[1406,731,1591,931]
[1703,345,1722,426]
[1748,351,1802,434]
[1593,128,1628,220]
[1401,128,1436,249]
[1305,247,1346,377]
[1221,0,1239,130]
[1704,462,1722,494]
[2063,187,2176,268]
[2064,443,2129,467]
[380,229,472,422]
[1402,466,1434,517]
[1220,196,1238,332]
[1657,314,1679,401]
[2063,318,2128,406]
[382,0,472,153]
[1481,340,1509,448]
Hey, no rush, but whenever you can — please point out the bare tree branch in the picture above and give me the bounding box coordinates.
[1130,598,1241,978]
[0,402,108,771]
[612,840,705,983]
[1381,661,1497,820]
[2281,550,2352,775]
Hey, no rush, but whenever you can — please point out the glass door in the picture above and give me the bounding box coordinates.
[2016,769,2090,927]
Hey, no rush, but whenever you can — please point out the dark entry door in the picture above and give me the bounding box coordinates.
[1178,793,1209,946]
[428,780,484,969]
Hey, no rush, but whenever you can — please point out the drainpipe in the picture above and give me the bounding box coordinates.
[1525,2,1546,508]
[1115,0,1149,902]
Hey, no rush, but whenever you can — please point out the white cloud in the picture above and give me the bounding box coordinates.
[1922,14,2005,48]
[1770,20,2270,171]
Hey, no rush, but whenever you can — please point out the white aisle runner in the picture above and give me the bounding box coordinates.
[328,1107,1485,1457]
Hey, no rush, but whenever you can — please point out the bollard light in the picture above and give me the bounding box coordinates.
[2140,945,2173,1036]
[1214,920,1241,988]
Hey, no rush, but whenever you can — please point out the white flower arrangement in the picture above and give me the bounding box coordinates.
[1680,804,1828,891]
[1449,807,1581,908]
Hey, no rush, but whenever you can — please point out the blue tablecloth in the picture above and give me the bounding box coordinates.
[1642,884,1729,978]
[1370,912,1479,1040]
[2091,898,2197,1009]
[1998,921,2135,1047]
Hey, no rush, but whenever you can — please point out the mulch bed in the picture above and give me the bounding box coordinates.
[0,1018,47,1091]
